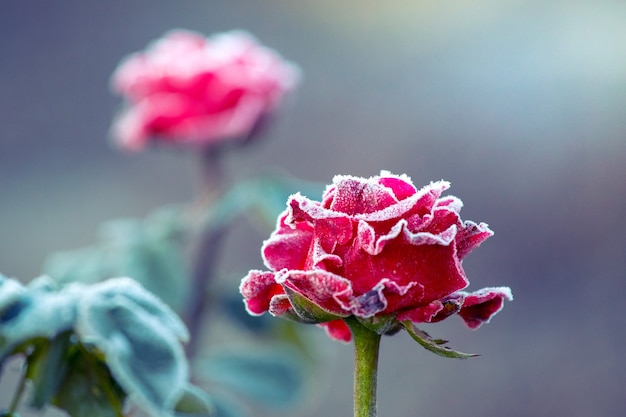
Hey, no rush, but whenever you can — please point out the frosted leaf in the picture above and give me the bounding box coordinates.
[0,275,80,354]
[76,277,189,412]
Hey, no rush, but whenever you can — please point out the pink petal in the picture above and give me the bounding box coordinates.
[378,173,417,201]
[262,211,314,271]
[287,194,354,246]
[458,287,513,329]
[343,278,416,318]
[278,269,352,316]
[329,176,398,214]
[397,300,444,323]
[110,29,300,150]
[318,319,352,343]
[239,270,283,315]
[268,293,293,316]
[456,221,494,259]
[354,180,450,223]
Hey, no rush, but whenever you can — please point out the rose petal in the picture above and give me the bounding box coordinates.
[397,300,444,323]
[456,221,494,259]
[378,172,417,201]
[277,269,352,316]
[458,287,513,329]
[355,180,451,223]
[341,278,417,318]
[318,319,352,343]
[329,176,399,214]
[263,211,314,271]
[268,293,293,316]
[110,29,300,150]
[239,270,283,315]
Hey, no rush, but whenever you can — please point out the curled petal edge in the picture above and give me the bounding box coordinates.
[458,287,513,329]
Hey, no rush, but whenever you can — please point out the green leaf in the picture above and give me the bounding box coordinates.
[402,321,479,359]
[0,278,78,358]
[201,171,324,233]
[25,331,72,408]
[52,343,126,417]
[201,347,305,408]
[244,172,324,229]
[174,384,215,417]
[44,206,188,310]
[75,277,189,413]
[208,394,248,417]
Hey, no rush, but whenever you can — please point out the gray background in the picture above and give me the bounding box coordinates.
[1,1,625,416]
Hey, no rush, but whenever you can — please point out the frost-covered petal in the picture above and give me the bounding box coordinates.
[341,278,416,318]
[328,176,400,214]
[110,29,300,151]
[239,270,283,315]
[456,221,494,259]
[262,211,314,271]
[340,236,467,305]
[287,194,354,246]
[397,300,444,323]
[278,269,352,316]
[458,287,513,329]
[268,293,293,316]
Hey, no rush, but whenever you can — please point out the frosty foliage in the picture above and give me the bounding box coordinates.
[0,273,190,415]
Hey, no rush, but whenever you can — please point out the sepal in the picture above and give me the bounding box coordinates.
[402,321,479,359]
[356,314,401,335]
[283,286,348,324]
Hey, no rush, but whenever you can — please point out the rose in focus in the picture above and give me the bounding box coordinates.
[240,171,512,342]
[110,29,300,151]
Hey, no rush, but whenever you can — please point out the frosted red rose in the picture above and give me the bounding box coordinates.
[240,172,512,342]
[110,29,300,151]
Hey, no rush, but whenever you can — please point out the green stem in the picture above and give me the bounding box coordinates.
[183,146,226,359]
[345,317,382,417]
[9,365,28,414]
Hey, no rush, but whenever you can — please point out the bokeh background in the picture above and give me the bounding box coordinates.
[1,1,625,416]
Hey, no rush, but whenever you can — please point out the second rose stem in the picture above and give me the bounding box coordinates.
[183,146,226,358]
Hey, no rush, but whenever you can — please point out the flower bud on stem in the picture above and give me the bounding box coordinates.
[345,316,381,417]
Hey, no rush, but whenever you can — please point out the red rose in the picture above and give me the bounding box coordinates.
[240,172,511,342]
[110,29,300,151]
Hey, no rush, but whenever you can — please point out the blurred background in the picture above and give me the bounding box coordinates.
[1,0,625,416]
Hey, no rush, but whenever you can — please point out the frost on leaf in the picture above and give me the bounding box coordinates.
[0,273,192,415]
[75,277,189,412]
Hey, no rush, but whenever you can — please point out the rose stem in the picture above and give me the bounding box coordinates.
[183,146,226,358]
[346,316,382,417]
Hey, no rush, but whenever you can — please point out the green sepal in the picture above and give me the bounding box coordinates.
[402,321,479,359]
[357,314,401,335]
[25,331,72,408]
[283,287,348,324]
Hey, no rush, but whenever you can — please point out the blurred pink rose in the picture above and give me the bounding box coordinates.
[110,29,300,151]
[240,171,512,342]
